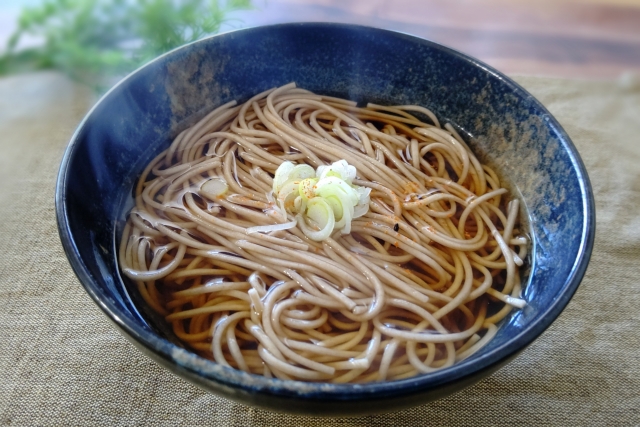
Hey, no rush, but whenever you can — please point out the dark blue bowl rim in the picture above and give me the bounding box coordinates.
[55,22,596,399]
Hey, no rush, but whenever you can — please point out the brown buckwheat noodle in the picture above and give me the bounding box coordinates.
[119,83,528,383]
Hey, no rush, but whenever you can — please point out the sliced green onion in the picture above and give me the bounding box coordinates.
[273,161,295,193]
[316,159,357,184]
[299,178,317,201]
[200,178,228,198]
[294,195,307,213]
[324,195,344,222]
[270,159,370,241]
[297,198,335,241]
[353,203,369,218]
[356,186,372,205]
[314,176,359,205]
[289,164,316,181]
[339,203,354,234]
[277,180,301,211]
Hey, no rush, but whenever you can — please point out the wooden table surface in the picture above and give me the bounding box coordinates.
[1,0,638,80]
[235,0,640,79]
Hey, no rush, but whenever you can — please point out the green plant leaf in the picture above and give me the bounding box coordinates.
[0,0,254,92]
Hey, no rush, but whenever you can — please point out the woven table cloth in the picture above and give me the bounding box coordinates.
[0,72,638,426]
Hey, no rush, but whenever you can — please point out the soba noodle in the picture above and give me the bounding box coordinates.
[119,83,528,383]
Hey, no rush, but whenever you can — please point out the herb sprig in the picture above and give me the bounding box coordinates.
[0,0,254,91]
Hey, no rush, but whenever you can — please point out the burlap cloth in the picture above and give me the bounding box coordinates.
[0,71,638,426]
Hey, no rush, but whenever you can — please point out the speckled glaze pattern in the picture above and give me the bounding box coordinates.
[56,23,595,415]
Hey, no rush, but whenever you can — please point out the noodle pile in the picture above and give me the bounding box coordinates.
[119,83,528,383]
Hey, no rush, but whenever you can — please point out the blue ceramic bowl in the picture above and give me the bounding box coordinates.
[55,23,595,415]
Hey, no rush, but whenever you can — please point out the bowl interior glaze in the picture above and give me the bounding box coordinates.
[56,23,594,415]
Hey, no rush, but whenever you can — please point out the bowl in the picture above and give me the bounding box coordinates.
[55,23,595,415]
